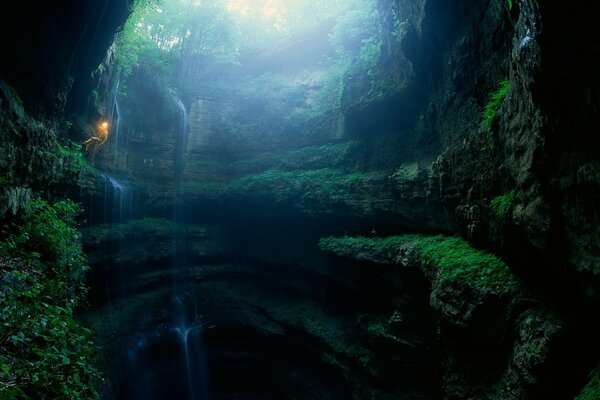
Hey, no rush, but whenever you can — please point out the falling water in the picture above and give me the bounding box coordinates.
[169,96,210,400]
[172,95,188,279]
[111,79,121,158]
[102,174,132,223]
[171,294,210,400]
[173,96,188,179]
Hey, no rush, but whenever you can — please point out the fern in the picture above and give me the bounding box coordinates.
[490,190,516,219]
[482,78,510,135]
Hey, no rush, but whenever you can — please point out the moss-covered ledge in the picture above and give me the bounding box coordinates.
[319,235,568,399]
[319,235,520,297]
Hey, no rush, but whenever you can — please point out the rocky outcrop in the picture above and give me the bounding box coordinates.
[0,81,68,218]
[319,235,569,399]
[0,0,132,119]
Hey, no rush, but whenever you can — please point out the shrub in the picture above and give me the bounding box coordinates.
[0,199,101,399]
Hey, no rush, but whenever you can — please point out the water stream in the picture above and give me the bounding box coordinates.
[170,95,210,400]
[111,79,121,158]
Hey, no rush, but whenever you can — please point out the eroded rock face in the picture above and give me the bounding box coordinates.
[0,0,132,119]
[318,235,581,400]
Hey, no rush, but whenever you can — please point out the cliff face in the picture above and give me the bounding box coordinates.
[0,0,132,213]
[0,0,132,119]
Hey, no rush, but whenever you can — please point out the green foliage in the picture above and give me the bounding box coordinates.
[55,140,96,176]
[115,0,240,83]
[489,190,516,219]
[576,365,600,400]
[319,235,519,296]
[227,168,364,204]
[329,0,381,90]
[0,199,101,399]
[84,217,183,244]
[482,78,510,136]
[366,320,388,337]
[391,9,409,42]
[230,142,352,172]
[307,59,351,119]
[319,235,415,263]
[508,0,513,11]
[329,1,380,58]
[0,175,13,189]
[411,235,519,296]
[524,342,543,363]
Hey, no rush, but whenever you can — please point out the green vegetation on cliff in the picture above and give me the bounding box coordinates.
[489,189,516,219]
[227,168,365,207]
[576,365,600,400]
[0,199,101,399]
[482,78,510,136]
[319,234,519,296]
[55,140,97,176]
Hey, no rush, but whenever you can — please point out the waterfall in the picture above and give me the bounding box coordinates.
[173,96,188,179]
[172,95,188,279]
[111,79,122,158]
[169,96,211,400]
[170,294,210,400]
[102,174,132,223]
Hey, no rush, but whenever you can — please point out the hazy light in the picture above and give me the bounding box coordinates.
[226,0,288,23]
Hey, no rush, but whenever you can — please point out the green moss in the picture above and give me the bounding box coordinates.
[490,190,516,219]
[508,0,513,10]
[83,217,177,244]
[320,235,519,296]
[524,342,544,363]
[366,320,389,337]
[482,78,510,136]
[319,235,416,263]
[576,365,600,400]
[278,143,352,170]
[390,162,420,182]
[226,168,365,205]
[231,142,354,173]
[0,175,13,189]
[0,198,101,399]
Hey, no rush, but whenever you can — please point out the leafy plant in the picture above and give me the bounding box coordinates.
[489,190,516,219]
[482,78,510,136]
[508,0,513,11]
[55,140,96,176]
[366,320,388,337]
[0,198,101,399]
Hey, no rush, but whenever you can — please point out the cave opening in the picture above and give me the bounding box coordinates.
[2,0,600,399]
